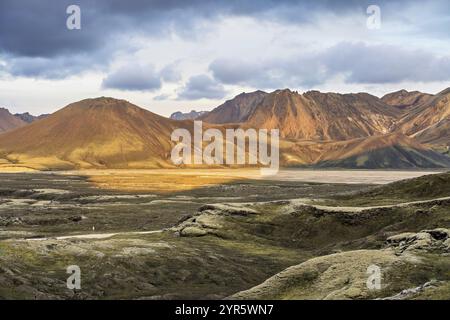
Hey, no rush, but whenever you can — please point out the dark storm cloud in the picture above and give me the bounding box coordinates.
[101,61,183,91]
[209,42,450,88]
[177,75,227,100]
[0,0,397,59]
[2,53,106,79]
[1,0,449,82]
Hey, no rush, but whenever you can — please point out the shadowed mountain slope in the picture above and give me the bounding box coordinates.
[282,133,450,169]
[170,110,208,120]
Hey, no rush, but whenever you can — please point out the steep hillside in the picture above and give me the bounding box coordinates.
[381,89,433,110]
[170,110,207,120]
[212,89,399,141]
[352,171,450,200]
[199,90,267,124]
[398,88,450,146]
[281,133,450,169]
[312,133,450,169]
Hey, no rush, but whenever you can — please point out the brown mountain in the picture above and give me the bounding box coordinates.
[240,89,399,141]
[0,108,27,133]
[204,87,449,144]
[198,90,268,124]
[170,110,208,120]
[381,89,433,110]
[1,89,449,171]
[0,97,191,170]
[397,88,450,147]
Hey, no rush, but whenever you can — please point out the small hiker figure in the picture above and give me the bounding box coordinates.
[92,226,95,232]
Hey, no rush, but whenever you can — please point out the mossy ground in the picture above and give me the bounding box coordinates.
[0,171,449,299]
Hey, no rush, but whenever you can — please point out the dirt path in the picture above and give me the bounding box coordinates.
[27,230,163,241]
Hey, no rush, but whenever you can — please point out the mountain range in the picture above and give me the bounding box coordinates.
[0,108,27,133]
[0,98,194,170]
[0,108,48,134]
[201,88,449,146]
[170,110,208,120]
[0,88,449,170]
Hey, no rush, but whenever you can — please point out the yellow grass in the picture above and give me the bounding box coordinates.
[68,168,262,193]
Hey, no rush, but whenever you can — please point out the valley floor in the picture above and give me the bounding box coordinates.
[0,170,448,299]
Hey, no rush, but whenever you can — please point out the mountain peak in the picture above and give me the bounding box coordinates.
[381,89,432,109]
[0,107,27,133]
[273,88,298,95]
[76,97,129,106]
[170,110,208,120]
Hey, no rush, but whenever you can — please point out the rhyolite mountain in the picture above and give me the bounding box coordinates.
[0,108,27,133]
[203,88,449,147]
[0,87,449,170]
[0,98,194,170]
[381,89,433,110]
[198,90,268,124]
[202,89,401,141]
[397,88,450,147]
[199,88,450,168]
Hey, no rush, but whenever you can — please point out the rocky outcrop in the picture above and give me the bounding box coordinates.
[171,203,259,238]
[386,228,450,253]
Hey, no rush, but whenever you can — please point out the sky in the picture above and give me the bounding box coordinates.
[1,0,450,116]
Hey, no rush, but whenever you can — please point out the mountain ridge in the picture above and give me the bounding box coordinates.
[170,110,208,120]
[1,88,449,170]
[0,107,27,133]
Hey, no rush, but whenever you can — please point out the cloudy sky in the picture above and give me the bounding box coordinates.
[1,0,450,116]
